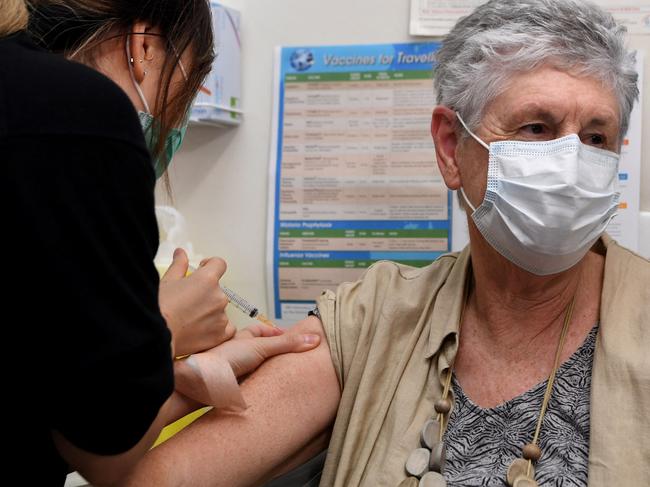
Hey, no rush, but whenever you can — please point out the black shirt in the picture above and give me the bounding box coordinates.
[1,33,174,485]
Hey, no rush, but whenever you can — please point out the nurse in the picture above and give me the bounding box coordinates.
[1,1,319,485]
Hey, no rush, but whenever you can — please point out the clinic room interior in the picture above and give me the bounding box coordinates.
[3,0,649,486]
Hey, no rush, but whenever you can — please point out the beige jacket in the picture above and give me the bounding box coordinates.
[316,235,650,486]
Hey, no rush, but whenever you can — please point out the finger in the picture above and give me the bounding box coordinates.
[196,257,227,279]
[236,324,283,340]
[235,324,263,340]
[235,329,254,340]
[235,323,284,340]
[161,248,189,282]
[259,325,284,337]
[253,333,321,360]
[190,322,237,355]
[224,322,237,340]
[211,322,237,346]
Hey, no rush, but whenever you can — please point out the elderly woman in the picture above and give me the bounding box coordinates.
[124,0,648,486]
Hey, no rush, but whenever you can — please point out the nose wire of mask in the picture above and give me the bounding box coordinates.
[454,111,620,276]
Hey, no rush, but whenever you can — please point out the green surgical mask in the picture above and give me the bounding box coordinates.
[138,110,189,179]
[127,35,191,179]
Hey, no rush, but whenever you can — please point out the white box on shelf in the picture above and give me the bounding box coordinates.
[190,2,242,126]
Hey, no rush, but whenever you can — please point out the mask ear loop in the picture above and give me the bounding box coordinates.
[454,112,488,213]
[459,187,477,213]
[455,112,490,151]
[171,50,191,128]
[125,35,152,114]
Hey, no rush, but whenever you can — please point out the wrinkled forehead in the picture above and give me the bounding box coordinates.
[482,65,621,132]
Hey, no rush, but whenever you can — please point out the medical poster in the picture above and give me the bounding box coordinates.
[410,0,650,37]
[267,42,447,323]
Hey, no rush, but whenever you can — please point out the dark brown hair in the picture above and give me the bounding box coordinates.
[27,0,215,189]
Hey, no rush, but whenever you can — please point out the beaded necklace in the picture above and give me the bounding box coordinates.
[401,276,577,487]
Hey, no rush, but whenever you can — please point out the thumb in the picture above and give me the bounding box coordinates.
[161,248,189,282]
[254,333,321,360]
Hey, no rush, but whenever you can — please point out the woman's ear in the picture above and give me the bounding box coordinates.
[431,106,462,190]
[127,22,151,84]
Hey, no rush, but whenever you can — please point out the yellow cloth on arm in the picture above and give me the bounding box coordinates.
[153,407,212,447]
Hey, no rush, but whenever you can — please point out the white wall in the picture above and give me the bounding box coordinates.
[157,0,650,327]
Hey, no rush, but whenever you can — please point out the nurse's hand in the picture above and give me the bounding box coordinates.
[159,248,235,357]
[174,324,321,408]
[219,323,320,377]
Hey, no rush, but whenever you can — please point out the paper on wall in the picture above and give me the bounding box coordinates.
[594,1,650,35]
[409,0,484,37]
[409,0,650,37]
[267,42,450,324]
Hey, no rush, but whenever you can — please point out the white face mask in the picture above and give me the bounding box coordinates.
[456,112,620,276]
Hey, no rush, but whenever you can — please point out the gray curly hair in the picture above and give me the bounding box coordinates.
[434,0,639,139]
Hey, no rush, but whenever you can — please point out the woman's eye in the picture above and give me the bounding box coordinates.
[522,123,547,135]
[586,134,605,146]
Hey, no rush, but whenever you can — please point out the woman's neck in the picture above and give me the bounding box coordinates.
[454,226,604,407]
[465,224,602,352]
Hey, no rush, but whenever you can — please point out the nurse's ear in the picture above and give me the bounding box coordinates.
[127,22,150,84]
[127,22,165,113]
[431,106,461,190]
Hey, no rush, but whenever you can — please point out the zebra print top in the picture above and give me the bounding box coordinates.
[442,325,598,487]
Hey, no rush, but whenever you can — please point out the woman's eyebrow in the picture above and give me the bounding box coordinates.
[509,105,617,130]
[584,115,617,128]
[509,105,560,125]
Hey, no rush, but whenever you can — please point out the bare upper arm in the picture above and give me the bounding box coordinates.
[123,316,341,487]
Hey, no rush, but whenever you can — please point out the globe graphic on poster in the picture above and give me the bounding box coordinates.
[290,49,314,71]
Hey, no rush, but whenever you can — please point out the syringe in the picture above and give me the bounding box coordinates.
[221,285,276,328]
[186,265,276,328]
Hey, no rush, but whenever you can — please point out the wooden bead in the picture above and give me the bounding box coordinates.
[513,476,539,487]
[506,459,535,486]
[398,477,419,487]
[434,398,452,414]
[522,443,542,461]
[428,441,446,473]
[420,419,441,449]
[419,471,447,487]
[405,448,431,478]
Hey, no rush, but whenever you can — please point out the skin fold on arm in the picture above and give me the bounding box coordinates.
[123,315,341,487]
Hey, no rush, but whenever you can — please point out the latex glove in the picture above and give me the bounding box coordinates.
[174,324,320,410]
[159,248,235,357]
